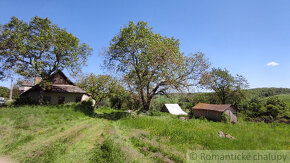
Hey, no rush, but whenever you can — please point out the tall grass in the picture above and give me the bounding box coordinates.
[118,115,290,151]
[0,105,289,162]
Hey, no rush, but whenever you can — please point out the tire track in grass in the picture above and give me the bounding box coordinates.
[0,118,89,155]
[54,119,110,163]
[122,128,184,163]
[114,121,184,163]
[129,136,184,163]
[89,122,154,163]
[112,124,154,163]
[10,119,94,163]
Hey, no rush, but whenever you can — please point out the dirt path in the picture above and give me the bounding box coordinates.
[0,156,14,163]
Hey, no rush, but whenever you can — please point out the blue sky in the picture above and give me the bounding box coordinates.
[0,0,290,89]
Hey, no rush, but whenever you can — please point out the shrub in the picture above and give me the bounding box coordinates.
[90,138,125,162]
[74,100,95,116]
[266,104,279,118]
[221,113,231,123]
[242,96,289,122]
[14,96,38,105]
[0,86,9,98]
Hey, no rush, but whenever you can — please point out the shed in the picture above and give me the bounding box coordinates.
[192,103,238,123]
[161,104,188,115]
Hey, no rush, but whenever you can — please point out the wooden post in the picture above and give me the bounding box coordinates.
[9,78,13,101]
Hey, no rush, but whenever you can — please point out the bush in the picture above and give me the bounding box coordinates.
[221,113,231,123]
[266,104,279,118]
[0,86,9,98]
[90,137,125,163]
[14,96,38,105]
[74,100,95,116]
[242,96,289,122]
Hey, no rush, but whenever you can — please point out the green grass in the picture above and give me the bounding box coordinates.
[0,105,289,162]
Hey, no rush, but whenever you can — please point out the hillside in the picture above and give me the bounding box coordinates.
[246,87,290,98]
[277,94,290,107]
[0,105,289,162]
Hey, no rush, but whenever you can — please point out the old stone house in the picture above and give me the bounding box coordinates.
[192,103,238,123]
[20,71,92,105]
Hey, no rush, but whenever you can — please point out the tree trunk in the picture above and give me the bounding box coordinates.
[221,98,226,104]
[142,103,150,112]
[141,97,152,112]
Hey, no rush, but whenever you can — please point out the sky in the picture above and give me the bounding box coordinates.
[0,0,290,89]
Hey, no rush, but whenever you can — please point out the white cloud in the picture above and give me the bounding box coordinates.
[266,62,279,66]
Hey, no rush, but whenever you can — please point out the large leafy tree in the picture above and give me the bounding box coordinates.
[104,21,209,112]
[200,68,249,105]
[0,16,92,81]
[77,74,124,106]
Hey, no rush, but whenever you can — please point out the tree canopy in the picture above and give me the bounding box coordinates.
[77,74,125,106]
[0,86,9,98]
[103,21,209,111]
[0,16,92,81]
[200,68,249,105]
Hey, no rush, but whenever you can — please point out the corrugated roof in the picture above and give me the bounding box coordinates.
[193,103,232,112]
[164,104,188,115]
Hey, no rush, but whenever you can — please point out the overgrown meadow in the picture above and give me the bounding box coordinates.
[0,105,289,163]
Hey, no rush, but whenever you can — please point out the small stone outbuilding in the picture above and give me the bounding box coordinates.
[192,103,238,123]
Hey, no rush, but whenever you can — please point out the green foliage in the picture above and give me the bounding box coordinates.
[221,113,231,123]
[109,83,127,110]
[266,104,279,118]
[77,74,126,108]
[247,88,290,98]
[190,93,218,105]
[266,96,287,110]
[0,86,9,98]
[150,95,179,111]
[0,16,92,80]
[74,100,95,117]
[104,21,209,111]
[276,94,290,107]
[120,92,142,111]
[14,96,38,105]
[241,96,289,122]
[200,68,248,105]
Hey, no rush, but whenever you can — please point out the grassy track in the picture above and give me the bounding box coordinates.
[0,106,289,162]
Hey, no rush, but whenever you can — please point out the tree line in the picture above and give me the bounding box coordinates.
[1,16,289,122]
